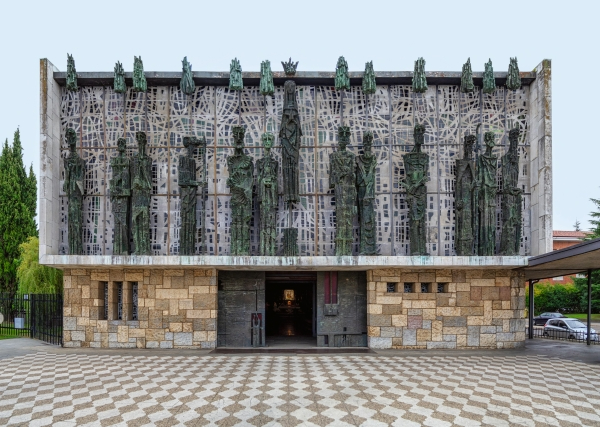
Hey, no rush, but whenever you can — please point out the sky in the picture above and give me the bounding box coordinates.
[0,0,596,231]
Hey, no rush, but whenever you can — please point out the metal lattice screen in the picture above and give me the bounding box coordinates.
[59,84,530,256]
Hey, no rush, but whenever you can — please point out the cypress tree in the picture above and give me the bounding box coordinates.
[0,129,37,298]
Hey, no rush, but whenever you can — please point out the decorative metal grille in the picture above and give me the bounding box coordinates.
[132,283,138,321]
[103,282,108,320]
[117,282,122,321]
[59,84,530,256]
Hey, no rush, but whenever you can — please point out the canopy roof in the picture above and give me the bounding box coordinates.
[521,237,600,280]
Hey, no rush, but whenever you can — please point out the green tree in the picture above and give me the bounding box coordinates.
[16,236,62,294]
[586,194,600,240]
[573,271,600,313]
[526,282,582,314]
[0,129,37,298]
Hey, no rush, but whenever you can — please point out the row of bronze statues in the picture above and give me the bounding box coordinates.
[63,79,523,257]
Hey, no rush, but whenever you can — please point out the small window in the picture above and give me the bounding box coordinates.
[553,276,563,281]
[132,282,138,321]
[116,282,123,321]
[324,272,338,304]
[437,283,448,293]
[387,283,396,293]
[421,283,431,293]
[403,283,414,293]
[102,282,109,320]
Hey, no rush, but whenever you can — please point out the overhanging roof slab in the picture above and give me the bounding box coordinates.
[41,255,527,271]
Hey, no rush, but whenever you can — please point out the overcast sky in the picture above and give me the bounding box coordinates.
[0,0,596,231]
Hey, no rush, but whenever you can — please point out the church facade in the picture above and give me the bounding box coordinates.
[39,57,552,349]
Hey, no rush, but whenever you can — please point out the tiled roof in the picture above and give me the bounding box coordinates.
[553,230,590,238]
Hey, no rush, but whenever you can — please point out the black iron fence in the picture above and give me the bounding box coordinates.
[526,326,600,345]
[0,293,63,345]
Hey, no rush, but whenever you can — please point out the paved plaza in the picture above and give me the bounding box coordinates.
[1,339,600,426]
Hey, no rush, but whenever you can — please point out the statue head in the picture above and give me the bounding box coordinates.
[336,56,348,71]
[413,123,426,147]
[484,131,495,148]
[182,56,191,72]
[463,134,476,158]
[338,126,351,150]
[232,126,245,150]
[117,137,126,154]
[66,128,77,151]
[363,131,373,152]
[282,58,298,76]
[262,132,274,151]
[136,131,147,154]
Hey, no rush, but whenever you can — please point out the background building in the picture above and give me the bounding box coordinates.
[39,58,552,349]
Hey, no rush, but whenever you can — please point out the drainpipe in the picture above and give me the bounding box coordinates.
[528,280,535,339]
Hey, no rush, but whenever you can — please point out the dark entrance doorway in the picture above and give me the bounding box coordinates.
[265,272,316,346]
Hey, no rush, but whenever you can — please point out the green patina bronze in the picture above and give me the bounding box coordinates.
[362,61,376,95]
[180,56,195,96]
[256,132,278,256]
[412,57,428,93]
[330,126,356,256]
[461,58,475,93]
[227,126,254,255]
[401,123,429,255]
[259,60,274,96]
[131,132,152,255]
[476,131,498,256]
[499,126,522,255]
[356,131,377,255]
[483,59,495,94]
[281,58,298,76]
[66,54,78,92]
[283,228,299,256]
[133,56,147,92]
[280,80,302,205]
[109,138,131,255]
[335,56,350,91]
[64,128,84,254]
[454,132,477,255]
[229,58,243,91]
[179,136,205,255]
[113,61,126,93]
[506,57,521,90]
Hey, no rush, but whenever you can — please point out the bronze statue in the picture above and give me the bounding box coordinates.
[180,56,195,95]
[335,56,350,91]
[229,58,243,91]
[499,126,522,255]
[401,124,429,255]
[256,133,279,256]
[506,57,521,90]
[279,80,302,205]
[454,132,477,255]
[179,136,203,255]
[483,59,495,94]
[282,58,298,76]
[131,132,152,255]
[461,58,475,93]
[329,126,356,256]
[412,58,427,93]
[362,61,376,95]
[356,131,377,255]
[109,137,131,255]
[227,126,254,255]
[66,54,77,92]
[114,61,126,94]
[133,56,147,92]
[63,128,84,254]
[476,131,498,256]
[259,60,274,96]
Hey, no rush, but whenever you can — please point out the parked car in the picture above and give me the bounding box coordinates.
[543,318,598,341]
[533,312,566,326]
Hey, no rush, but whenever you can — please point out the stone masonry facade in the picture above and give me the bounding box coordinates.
[63,268,217,349]
[367,269,526,349]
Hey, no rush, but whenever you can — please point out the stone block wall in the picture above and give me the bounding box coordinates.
[63,268,217,349]
[367,269,526,349]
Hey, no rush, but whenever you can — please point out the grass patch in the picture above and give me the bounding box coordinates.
[0,335,17,340]
[567,313,600,321]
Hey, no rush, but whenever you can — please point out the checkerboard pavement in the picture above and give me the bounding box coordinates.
[1,351,600,426]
